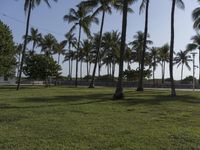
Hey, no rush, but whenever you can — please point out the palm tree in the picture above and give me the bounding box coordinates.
[39,33,57,56]
[174,50,191,81]
[64,50,76,79]
[79,0,120,88]
[63,5,99,87]
[15,44,23,78]
[39,33,57,85]
[158,43,170,84]
[137,0,150,91]
[80,39,93,77]
[187,34,200,84]
[101,31,121,79]
[192,0,200,30]
[129,31,152,70]
[17,0,57,90]
[113,0,129,100]
[53,41,66,65]
[149,47,158,86]
[25,27,42,53]
[63,32,77,79]
[169,0,184,96]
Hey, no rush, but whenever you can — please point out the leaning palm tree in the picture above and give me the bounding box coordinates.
[25,27,42,53]
[113,0,129,100]
[15,44,23,78]
[187,34,200,84]
[169,0,184,96]
[79,0,121,88]
[17,0,57,90]
[63,5,99,87]
[137,0,150,91]
[174,50,191,81]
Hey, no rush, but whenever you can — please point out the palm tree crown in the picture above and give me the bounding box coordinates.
[25,27,42,53]
[174,50,191,81]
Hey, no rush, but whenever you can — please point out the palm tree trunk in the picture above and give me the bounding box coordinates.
[87,61,89,77]
[98,62,101,77]
[17,0,32,91]
[58,53,60,65]
[80,60,83,80]
[75,25,81,87]
[69,58,71,78]
[169,0,176,96]
[163,61,166,83]
[137,0,149,91]
[112,63,115,81]
[113,0,128,100]
[71,59,73,80]
[153,67,155,86]
[199,49,200,84]
[32,41,36,54]
[89,62,91,76]
[89,10,105,88]
[181,63,184,82]
[107,65,109,75]
[68,43,71,79]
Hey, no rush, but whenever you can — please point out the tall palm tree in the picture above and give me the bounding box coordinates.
[81,39,93,77]
[15,44,23,78]
[174,50,191,81]
[25,27,42,53]
[192,0,200,30]
[169,0,184,96]
[64,50,76,79]
[53,41,66,65]
[158,43,170,84]
[17,0,57,90]
[187,34,200,84]
[113,0,129,100]
[158,44,169,84]
[39,33,57,56]
[149,47,158,86]
[101,31,121,79]
[79,0,121,88]
[137,0,150,91]
[63,5,99,87]
[129,31,152,70]
[63,32,77,79]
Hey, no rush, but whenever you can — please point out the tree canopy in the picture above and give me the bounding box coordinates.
[0,20,16,77]
[23,54,62,80]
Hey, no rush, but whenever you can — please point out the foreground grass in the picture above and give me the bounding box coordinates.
[0,86,200,150]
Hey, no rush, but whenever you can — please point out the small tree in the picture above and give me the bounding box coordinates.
[23,54,61,82]
[0,20,16,77]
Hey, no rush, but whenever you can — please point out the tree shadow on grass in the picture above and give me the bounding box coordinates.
[21,92,200,106]
[0,102,60,110]
[121,94,200,106]
[20,93,112,105]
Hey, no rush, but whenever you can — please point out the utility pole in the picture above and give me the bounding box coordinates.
[191,52,198,91]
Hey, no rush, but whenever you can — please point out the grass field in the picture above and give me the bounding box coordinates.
[0,86,200,150]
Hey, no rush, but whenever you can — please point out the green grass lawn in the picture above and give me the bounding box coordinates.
[1,86,200,150]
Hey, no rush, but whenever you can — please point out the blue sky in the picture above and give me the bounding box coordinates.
[0,0,199,80]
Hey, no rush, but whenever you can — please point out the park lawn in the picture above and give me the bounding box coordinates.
[0,86,200,150]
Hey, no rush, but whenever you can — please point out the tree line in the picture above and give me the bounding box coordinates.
[7,0,200,98]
